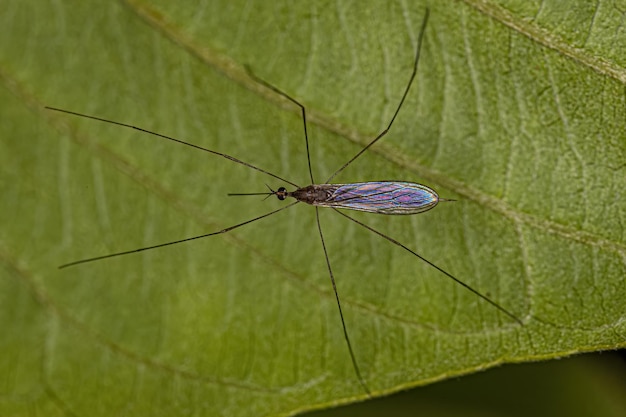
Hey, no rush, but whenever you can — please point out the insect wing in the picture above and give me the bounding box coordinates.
[325,181,439,214]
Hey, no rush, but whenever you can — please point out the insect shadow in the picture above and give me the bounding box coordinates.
[48,9,521,395]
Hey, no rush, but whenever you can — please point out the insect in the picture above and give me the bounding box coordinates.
[49,9,521,394]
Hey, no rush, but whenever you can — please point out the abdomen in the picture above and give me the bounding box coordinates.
[311,181,439,215]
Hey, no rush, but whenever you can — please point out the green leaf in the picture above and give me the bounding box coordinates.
[1,0,624,416]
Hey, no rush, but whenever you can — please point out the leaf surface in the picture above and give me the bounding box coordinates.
[1,1,625,416]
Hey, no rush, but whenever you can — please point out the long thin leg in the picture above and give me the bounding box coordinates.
[325,9,430,184]
[245,69,315,184]
[333,208,523,325]
[59,201,299,269]
[315,208,370,394]
[45,106,299,188]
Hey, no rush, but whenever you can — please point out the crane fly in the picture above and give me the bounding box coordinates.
[48,9,521,395]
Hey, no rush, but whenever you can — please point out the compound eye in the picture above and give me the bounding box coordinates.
[276,187,287,201]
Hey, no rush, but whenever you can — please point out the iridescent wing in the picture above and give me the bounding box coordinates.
[317,181,439,214]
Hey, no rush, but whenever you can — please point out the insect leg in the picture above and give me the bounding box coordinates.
[59,202,299,269]
[325,9,430,183]
[315,208,370,394]
[45,106,299,188]
[245,68,315,184]
[333,208,523,325]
